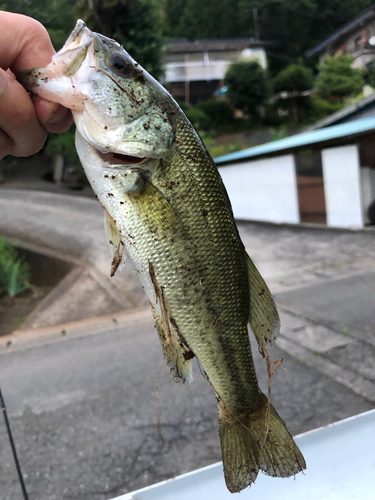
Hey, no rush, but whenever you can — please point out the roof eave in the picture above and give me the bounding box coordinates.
[214,118,375,166]
[305,7,375,58]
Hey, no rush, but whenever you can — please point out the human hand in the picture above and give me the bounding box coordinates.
[0,11,73,159]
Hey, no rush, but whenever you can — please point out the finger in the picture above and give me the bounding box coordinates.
[32,96,73,133]
[0,69,47,158]
[0,12,73,134]
[0,12,55,72]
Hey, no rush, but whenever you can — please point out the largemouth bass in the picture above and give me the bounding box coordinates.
[19,21,305,492]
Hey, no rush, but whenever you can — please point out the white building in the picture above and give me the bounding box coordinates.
[164,38,268,105]
[215,117,375,229]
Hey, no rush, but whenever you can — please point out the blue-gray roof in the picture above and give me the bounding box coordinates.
[214,117,375,165]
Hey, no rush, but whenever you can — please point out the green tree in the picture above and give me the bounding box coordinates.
[0,0,76,49]
[258,0,374,73]
[274,63,313,93]
[1,0,163,78]
[225,60,268,117]
[165,0,243,40]
[164,0,187,37]
[77,0,164,79]
[163,0,374,75]
[314,55,365,103]
[258,0,317,74]
[274,63,314,124]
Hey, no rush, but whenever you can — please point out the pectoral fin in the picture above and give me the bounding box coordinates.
[103,209,125,276]
[126,171,181,231]
[245,252,280,353]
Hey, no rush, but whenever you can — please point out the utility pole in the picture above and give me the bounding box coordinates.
[253,8,260,40]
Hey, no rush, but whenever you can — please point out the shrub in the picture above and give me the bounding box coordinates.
[274,64,314,94]
[366,66,375,88]
[270,125,289,142]
[314,55,365,103]
[306,95,346,122]
[176,99,189,114]
[0,239,32,297]
[224,61,268,117]
[44,126,79,166]
[273,64,314,125]
[195,100,234,130]
[184,107,212,131]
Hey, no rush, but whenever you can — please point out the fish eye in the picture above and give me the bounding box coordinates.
[108,53,133,75]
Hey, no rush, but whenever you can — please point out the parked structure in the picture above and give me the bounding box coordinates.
[163,38,268,105]
[215,118,375,228]
[305,4,375,69]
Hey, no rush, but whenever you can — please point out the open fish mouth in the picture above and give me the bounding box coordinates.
[96,150,147,166]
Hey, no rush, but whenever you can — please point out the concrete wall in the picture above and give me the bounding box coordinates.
[218,155,300,224]
[322,144,364,228]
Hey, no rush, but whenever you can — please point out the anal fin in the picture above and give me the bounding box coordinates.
[245,252,280,353]
[155,319,194,385]
[149,261,194,385]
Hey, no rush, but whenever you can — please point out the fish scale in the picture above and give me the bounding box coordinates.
[152,117,258,408]
[19,19,305,493]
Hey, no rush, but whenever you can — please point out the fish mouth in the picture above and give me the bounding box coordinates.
[63,20,93,52]
[96,150,146,166]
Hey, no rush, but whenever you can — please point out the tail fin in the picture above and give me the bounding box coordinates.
[218,395,306,493]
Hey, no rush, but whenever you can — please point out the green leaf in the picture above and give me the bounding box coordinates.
[0,239,32,297]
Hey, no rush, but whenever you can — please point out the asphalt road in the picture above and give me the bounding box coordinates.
[276,271,375,337]
[0,310,372,500]
[276,271,375,385]
[1,189,375,499]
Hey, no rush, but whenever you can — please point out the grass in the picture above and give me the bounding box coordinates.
[198,131,245,158]
[0,238,32,298]
[0,285,53,336]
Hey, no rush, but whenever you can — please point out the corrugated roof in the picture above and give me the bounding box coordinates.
[214,117,375,165]
[165,38,268,54]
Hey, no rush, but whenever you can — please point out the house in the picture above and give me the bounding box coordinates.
[305,4,375,69]
[214,118,375,228]
[163,38,268,105]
